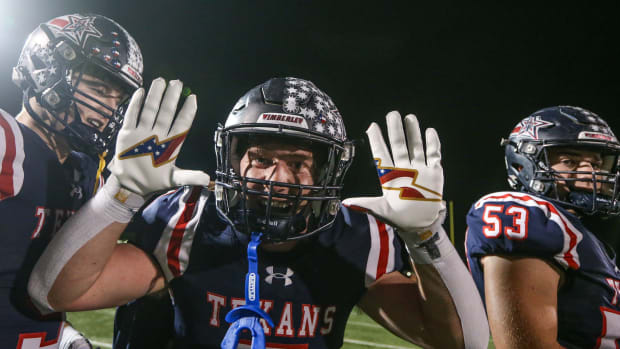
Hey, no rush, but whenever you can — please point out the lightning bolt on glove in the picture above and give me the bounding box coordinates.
[108,78,210,200]
[342,110,443,232]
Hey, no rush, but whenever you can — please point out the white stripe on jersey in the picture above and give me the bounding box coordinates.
[152,187,210,281]
[474,191,583,269]
[0,109,25,200]
[365,215,396,287]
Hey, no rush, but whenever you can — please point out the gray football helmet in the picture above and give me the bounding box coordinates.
[214,77,355,241]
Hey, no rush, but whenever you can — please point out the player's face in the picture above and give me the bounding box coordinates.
[68,72,129,132]
[239,140,317,213]
[548,147,612,198]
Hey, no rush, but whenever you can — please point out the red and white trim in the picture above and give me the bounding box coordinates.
[0,109,25,201]
[153,186,210,281]
[15,321,63,349]
[474,191,583,269]
[365,215,396,286]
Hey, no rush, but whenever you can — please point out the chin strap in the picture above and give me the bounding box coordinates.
[221,232,274,349]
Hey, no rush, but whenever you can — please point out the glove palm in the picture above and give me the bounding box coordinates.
[343,111,443,231]
[108,78,210,198]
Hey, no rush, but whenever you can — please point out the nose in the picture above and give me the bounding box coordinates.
[268,161,298,193]
[576,161,597,174]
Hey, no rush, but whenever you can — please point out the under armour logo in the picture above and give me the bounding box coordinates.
[265,266,294,286]
[69,185,83,199]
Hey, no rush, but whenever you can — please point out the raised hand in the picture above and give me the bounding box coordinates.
[343,111,443,232]
[108,78,210,198]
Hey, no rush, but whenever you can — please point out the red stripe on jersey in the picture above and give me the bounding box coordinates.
[167,187,202,277]
[481,193,580,269]
[0,115,17,200]
[375,220,390,280]
[16,322,63,348]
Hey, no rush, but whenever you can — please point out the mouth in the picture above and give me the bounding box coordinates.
[86,118,104,129]
[259,198,294,214]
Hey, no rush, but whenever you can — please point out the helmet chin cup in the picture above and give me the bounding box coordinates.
[566,190,619,216]
[235,209,308,242]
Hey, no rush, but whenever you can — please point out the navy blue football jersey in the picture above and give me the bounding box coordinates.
[466,191,620,349]
[126,185,406,349]
[0,109,100,348]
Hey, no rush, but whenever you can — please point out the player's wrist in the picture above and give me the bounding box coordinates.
[398,216,452,264]
[95,175,145,223]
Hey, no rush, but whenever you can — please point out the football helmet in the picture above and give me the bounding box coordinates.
[12,13,143,156]
[214,77,355,241]
[503,105,620,216]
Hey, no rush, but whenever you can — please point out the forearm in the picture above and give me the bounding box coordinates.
[404,224,490,349]
[47,222,127,309]
[28,176,143,312]
[410,263,465,348]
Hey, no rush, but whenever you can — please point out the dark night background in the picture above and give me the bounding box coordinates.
[1,1,619,256]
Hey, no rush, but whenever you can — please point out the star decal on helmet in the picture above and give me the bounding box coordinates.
[118,131,188,167]
[282,78,346,141]
[511,115,554,140]
[49,14,103,47]
[375,159,441,201]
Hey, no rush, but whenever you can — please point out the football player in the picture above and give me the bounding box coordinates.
[465,106,620,348]
[29,77,489,348]
[0,13,143,348]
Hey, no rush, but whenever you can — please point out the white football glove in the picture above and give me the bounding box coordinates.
[108,78,210,199]
[342,111,443,232]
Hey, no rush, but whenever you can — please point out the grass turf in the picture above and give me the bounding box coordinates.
[68,308,494,348]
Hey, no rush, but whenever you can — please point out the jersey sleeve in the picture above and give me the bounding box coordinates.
[465,191,583,271]
[0,109,25,200]
[330,205,407,288]
[125,185,210,282]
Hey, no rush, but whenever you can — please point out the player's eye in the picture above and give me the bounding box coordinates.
[252,157,273,168]
[560,158,577,169]
[92,87,107,95]
[290,161,303,170]
[591,160,603,170]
